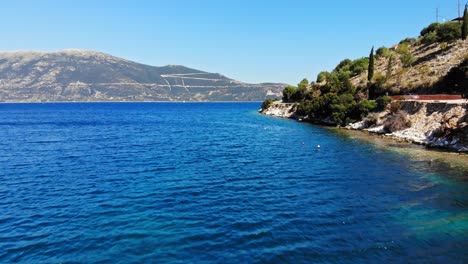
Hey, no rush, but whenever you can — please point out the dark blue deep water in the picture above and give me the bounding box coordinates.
[0,102,467,263]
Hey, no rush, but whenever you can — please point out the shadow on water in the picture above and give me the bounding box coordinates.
[326,127,468,179]
[321,126,468,245]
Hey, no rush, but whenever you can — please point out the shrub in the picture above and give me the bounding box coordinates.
[374,72,386,87]
[400,53,415,68]
[439,42,449,50]
[350,57,369,76]
[376,46,392,58]
[437,22,462,42]
[399,38,417,45]
[375,96,392,111]
[383,111,412,132]
[420,22,462,44]
[419,66,430,76]
[420,23,440,36]
[421,31,439,44]
[396,43,410,54]
[261,98,275,110]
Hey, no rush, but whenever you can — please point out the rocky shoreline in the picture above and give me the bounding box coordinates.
[260,100,468,153]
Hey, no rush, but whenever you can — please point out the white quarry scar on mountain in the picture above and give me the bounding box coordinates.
[68,82,245,88]
[162,77,172,92]
[160,74,237,82]
[180,77,190,93]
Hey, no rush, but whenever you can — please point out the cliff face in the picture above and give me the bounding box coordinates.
[0,50,284,102]
[349,100,468,152]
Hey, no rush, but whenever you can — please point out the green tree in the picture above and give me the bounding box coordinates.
[420,22,440,37]
[386,54,394,79]
[349,57,369,76]
[376,46,391,58]
[463,4,468,40]
[282,85,297,102]
[368,46,374,81]
[437,22,462,42]
[421,31,439,44]
[396,43,415,68]
[375,96,392,111]
[396,43,410,54]
[298,78,309,89]
[420,22,461,44]
[333,59,352,73]
[355,100,377,117]
[316,71,330,83]
[399,38,416,45]
[400,53,415,68]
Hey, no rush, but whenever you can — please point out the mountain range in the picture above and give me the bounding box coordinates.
[0,49,284,102]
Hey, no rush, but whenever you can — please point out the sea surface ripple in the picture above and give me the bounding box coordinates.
[0,102,466,263]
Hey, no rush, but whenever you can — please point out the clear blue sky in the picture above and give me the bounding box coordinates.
[0,0,462,84]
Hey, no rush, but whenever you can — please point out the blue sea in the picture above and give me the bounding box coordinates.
[0,102,466,263]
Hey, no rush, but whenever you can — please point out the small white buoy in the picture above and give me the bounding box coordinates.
[317,144,321,149]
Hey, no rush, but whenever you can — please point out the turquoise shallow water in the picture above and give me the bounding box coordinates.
[0,102,466,263]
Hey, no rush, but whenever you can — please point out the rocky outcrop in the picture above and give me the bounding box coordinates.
[260,102,296,118]
[349,101,468,152]
[261,99,468,152]
[259,101,336,124]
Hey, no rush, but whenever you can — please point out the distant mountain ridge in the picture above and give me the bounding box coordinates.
[0,49,284,102]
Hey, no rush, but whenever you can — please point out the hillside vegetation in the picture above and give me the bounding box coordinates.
[263,17,468,126]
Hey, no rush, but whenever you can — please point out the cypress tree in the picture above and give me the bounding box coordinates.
[386,55,394,80]
[462,4,468,40]
[368,46,374,81]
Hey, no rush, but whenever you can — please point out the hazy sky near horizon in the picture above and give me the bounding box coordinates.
[0,0,462,84]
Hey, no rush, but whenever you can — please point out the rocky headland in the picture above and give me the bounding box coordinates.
[260,19,468,153]
[260,100,468,153]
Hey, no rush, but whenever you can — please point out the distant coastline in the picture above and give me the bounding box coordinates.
[0,49,284,102]
[0,100,264,104]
